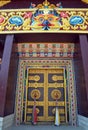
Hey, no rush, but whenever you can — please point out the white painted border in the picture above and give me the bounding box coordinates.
[0,114,14,130]
[78,115,88,130]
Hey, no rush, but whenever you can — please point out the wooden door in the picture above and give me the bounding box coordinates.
[24,69,67,123]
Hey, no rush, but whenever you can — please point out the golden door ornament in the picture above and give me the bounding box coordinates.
[51,89,62,100]
[31,89,41,100]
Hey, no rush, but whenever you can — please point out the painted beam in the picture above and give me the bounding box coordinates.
[0,8,88,34]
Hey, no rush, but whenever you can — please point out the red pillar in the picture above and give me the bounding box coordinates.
[79,35,88,100]
[0,35,14,116]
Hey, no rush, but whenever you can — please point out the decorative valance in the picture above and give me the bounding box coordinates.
[0,0,88,34]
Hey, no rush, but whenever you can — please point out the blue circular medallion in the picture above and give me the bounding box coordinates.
[9,16,23,26]
[69,16,84,26]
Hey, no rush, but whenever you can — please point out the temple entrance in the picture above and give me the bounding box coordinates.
[15,60,76,125]
[24,68,67,124]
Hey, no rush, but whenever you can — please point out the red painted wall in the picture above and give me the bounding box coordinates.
[0,0,88,9]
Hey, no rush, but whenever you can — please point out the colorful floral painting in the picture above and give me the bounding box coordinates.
[0,0,88,33]
[13,43,78,58]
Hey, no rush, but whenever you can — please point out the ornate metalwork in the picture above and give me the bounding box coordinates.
[52,75,57,81]
[48,83,64,88]
[28,83,44,88]
[51,89,61,100]
[31,89,41,99]
[52,75,63,81]
[29,75,40,81]
[25,69,66,123]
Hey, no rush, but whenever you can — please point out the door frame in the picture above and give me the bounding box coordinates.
[15,59,77,126]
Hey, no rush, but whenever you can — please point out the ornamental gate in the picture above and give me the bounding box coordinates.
[24,69,67,124]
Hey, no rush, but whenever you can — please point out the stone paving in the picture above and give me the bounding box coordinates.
[8,125,84,130]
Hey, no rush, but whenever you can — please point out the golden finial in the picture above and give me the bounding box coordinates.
[43,0,50,6]
[37,0,56,9]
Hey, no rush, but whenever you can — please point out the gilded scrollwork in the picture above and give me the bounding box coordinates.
[52,75,63,81]
[29,75,40,81]
[0,1,87,33]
